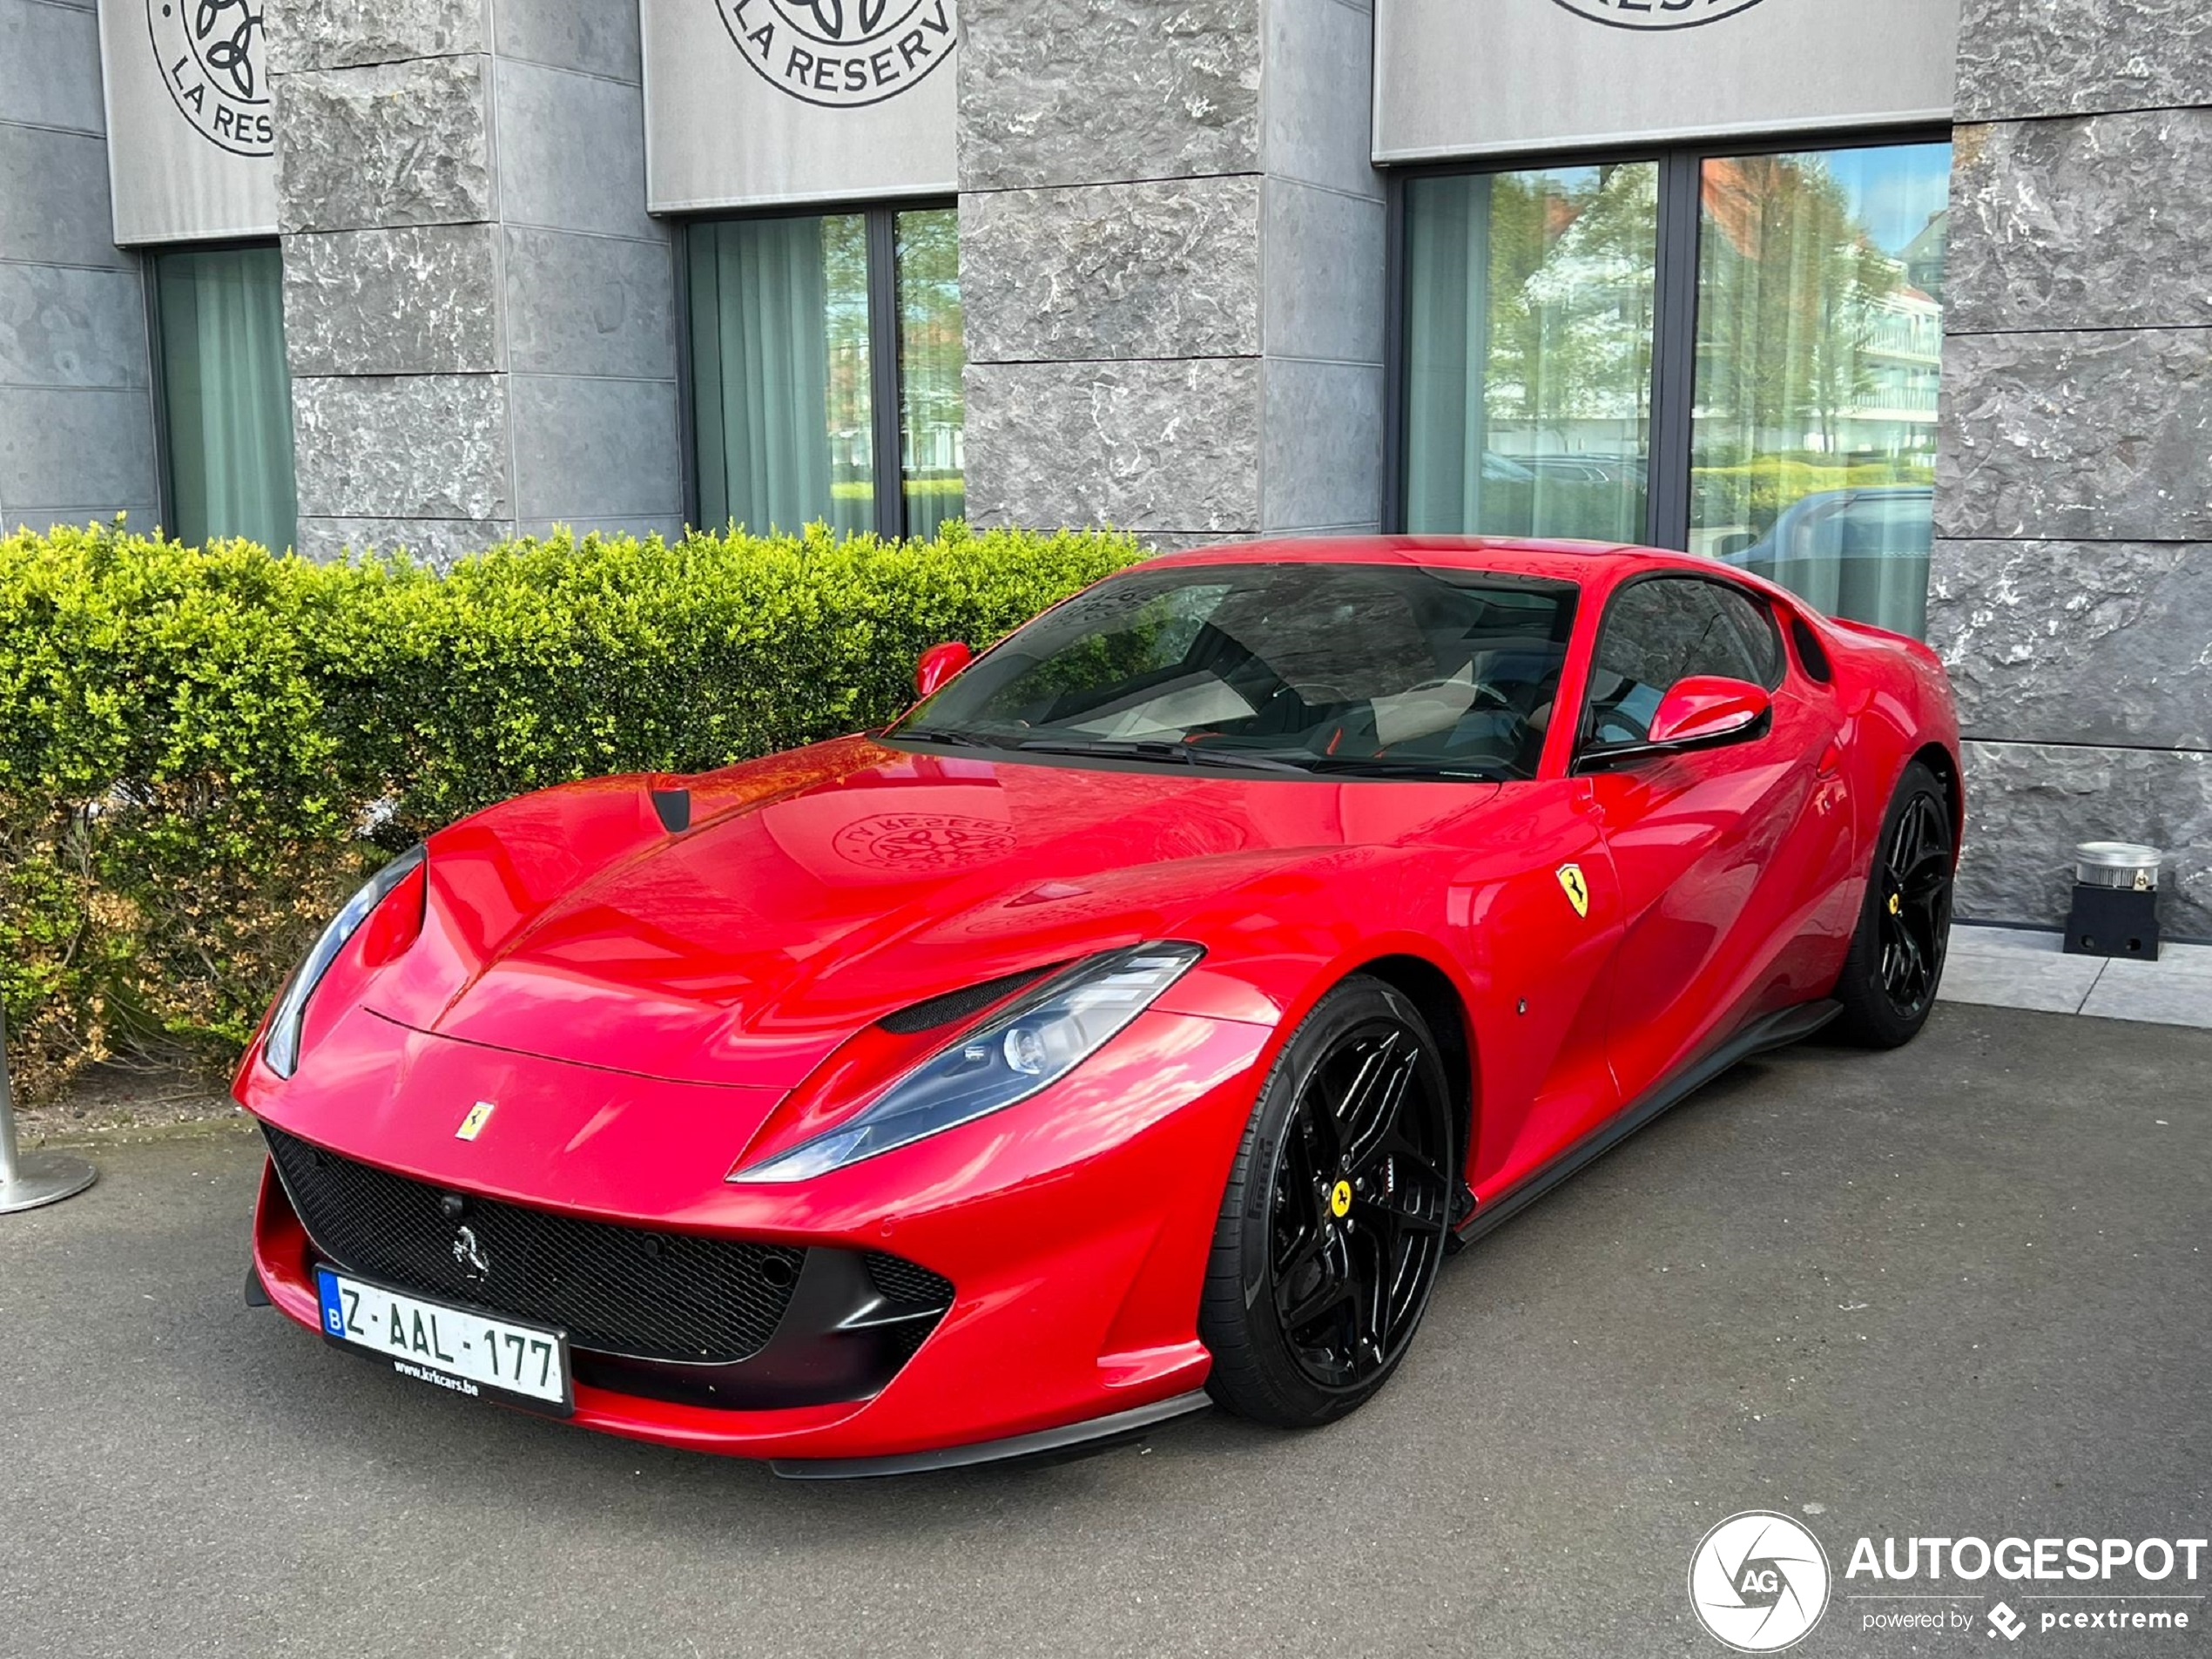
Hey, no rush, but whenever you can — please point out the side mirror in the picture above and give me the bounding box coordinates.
[1647,676,1770,747]
[914,640,973,698]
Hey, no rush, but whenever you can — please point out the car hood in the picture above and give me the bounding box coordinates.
[368,738,1494,1088]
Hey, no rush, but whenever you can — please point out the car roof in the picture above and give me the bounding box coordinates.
[1142,535,1716,586]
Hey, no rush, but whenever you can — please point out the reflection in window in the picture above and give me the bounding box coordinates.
[1693,145,1951,637]
[152,244,297,551]
[896,207,965,539]
[689,212,874,536]
[1402,164,1656,542]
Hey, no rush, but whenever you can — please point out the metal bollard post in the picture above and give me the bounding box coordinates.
[0,1001,98,1214]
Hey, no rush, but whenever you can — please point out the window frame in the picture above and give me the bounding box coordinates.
[1383,125,1953,550]
[1570,570,1789,771]
[680,196,957,542]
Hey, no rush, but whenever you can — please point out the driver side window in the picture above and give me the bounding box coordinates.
[1583,577,1780,747]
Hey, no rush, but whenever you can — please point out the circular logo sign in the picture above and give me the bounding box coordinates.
[1689,1512,1831,1652]
[147,0,272,156]
[715,0,957,109]
[830,812,1014,872]
[1550,0,1768,29]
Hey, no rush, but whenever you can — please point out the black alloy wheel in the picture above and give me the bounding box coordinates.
[1201,976,1455,1426]
[1832,759,1955,1048]
[1877,789,1952,1018]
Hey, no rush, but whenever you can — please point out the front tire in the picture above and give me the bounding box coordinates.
[1199,976,1455,1427]
[1831,760,1955,1048]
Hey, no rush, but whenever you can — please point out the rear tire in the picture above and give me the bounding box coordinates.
[1199,976,1454,1427]
[1831,760,1954,1049]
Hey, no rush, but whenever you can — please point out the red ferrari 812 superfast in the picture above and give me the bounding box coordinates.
[239,538,1961,1475]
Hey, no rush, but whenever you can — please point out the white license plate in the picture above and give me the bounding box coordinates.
[315,1265,572,1413]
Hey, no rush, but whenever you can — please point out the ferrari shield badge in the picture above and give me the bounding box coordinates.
[455,1101,496,1141]
[1556,864,1590,919]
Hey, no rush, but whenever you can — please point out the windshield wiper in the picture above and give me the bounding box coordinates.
[890,726,1015,749]
[1013,737,1313,774]
[1297,756,1510,781]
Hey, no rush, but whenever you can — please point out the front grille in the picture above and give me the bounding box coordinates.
[263,1123,801,1364]
[864,1251,954,1309]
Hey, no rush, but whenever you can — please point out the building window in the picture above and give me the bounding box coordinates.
[688,203,963,540]
[151,243,297,553]
[1399,139,1951,637]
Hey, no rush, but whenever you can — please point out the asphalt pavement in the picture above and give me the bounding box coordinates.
[2,1002,2207,1658]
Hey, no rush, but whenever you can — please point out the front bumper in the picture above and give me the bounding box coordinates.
[245,1003,1273,1465]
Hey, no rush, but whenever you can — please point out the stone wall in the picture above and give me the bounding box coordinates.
[958,0,1384,543]
[0,0,159,535]
[271,0,682,565]
[1929,0,2212,937]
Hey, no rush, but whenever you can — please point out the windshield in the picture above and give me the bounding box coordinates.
[889,561,1579,780]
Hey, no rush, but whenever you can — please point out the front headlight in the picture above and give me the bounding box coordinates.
[262,845,427,1078]
[730,941,1204,1184]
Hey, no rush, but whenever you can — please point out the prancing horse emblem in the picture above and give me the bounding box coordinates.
[455,1100,495,1141]
[1556,863,1591,919]
[452,1224,490,1280]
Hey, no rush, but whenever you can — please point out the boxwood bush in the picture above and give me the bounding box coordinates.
[0,518,1140,1095]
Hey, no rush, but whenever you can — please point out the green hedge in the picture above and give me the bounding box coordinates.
[0,518,1140,1095]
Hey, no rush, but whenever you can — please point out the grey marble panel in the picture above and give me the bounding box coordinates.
[265,0,489,74]
[1959,739,2212,939]
[509,374,681,522]
[491,0,642,82]
[0,0,105,134]
[1929,540,2212,752]
[964,358,1261,533]
[502,226,676,381]
[0,263,149,388]
[1957,0,2212,123]
[0,125,125,268]
[295,515,514,567]
[1261,178,1384,365]
[1260,357,1381,532]
[1935,328,2212,543]
[958,0,1261,191]
[282,226,502,376]
[1948,111,2212,334]
[275,58,494,233]
[292,374,509,519]
[0,386,157,510]
[3,502,159,536]
[1264,0,1379,199]
[492,61,655,240]
[961,179,1260,364]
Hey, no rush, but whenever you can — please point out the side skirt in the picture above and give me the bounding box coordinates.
[1456,999,1840,1247]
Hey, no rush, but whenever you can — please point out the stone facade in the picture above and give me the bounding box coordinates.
[957,0,1386,543]
[0,0,159,536]
[269,0,682,563]
[1931,0,2212,938]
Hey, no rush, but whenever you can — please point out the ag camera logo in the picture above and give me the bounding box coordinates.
[1689,1511,1831,1652]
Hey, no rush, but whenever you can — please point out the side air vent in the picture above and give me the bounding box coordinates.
[1790,617,1833,685]
[877,968,1051,1035]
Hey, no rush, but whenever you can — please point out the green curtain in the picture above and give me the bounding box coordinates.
[154,245,297,552]
[689,214,873,536]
